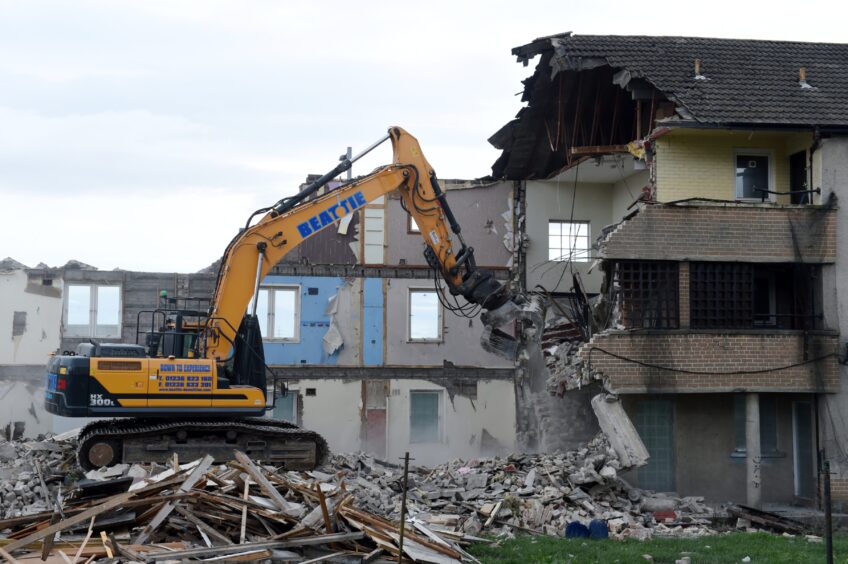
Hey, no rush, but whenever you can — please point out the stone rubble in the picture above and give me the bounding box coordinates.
[0,434,77,520]
[325,433,717,540]
[0,431,717,543]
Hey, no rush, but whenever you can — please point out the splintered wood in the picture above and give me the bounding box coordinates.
[0,450,477,563]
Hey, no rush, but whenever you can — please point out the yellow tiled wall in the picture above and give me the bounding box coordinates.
[655,130,812,203]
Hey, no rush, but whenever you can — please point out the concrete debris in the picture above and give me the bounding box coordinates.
[591,394,650,468]
[0,432,726,562]
[329,434,716,541]
[0,435,77,520]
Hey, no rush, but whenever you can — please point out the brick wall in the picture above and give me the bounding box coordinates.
[826,479,848,507]
[579,331,839,393]
[679,262,690,329]
[601,204,836,263]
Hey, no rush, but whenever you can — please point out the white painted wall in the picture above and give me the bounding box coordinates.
[282,378,515,465]
[291,379,363,453]
[817,137,848,482]
[383,279,512,368]
[0,270,63,365]
[525,180,614,294]
[385,379,516,466]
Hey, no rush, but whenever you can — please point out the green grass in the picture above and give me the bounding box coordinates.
[468,532,848,563]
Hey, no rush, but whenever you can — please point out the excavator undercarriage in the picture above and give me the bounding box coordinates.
[77,418,328,471]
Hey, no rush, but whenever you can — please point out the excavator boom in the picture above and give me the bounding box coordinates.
[44,126,543,471]
[205,126,532,364]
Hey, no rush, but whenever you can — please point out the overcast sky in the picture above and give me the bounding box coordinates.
[2,0,845,272]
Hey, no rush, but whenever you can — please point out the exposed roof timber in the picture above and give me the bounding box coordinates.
[493,33,848,179]
[570,144,631,156]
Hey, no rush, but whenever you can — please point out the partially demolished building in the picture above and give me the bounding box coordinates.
[490,33,848,508]
[0,179,518,465]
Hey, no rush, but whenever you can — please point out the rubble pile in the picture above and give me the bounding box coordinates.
[0,435,77,519]
[0,447,483,563]
[0,429,718,562]
[331,434,715,542]
[544,338,594,394]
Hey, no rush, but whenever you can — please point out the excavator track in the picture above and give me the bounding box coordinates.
[76,418,329,472]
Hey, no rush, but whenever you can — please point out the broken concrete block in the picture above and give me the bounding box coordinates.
[591,394,650,469]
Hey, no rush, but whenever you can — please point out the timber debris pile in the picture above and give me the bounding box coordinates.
[0,431,721,563]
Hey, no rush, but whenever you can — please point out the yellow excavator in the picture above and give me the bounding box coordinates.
[45,127,543,470]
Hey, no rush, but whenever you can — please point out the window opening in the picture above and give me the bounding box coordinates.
[691,263,818,330]
[615,261,679,329]
[548,220,590,262]
[409,289,441,340]
[65,284,122,338]
[256,286,299,340]
[410,390,440,443]
[736,152,771,200]
[733,395,783,458]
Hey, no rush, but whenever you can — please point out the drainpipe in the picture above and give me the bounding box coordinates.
[810,128,821,200]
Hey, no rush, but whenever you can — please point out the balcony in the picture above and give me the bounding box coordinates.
[579,330,839,394]
[601,201,836,264]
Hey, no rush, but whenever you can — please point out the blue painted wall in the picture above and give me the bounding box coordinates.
[262,275,343,365]
[363,278,384,365]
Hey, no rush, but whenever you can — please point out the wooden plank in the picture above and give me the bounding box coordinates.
[98,532,113,559]
[2,492,134,555]
[173,506,234,546]
[299,552,347,564]
[133,455,213,545]
[0,546,22,564]
[314,484,334,534]
[239,479,250,544]
[202,549,273,562]
[71,518,95,564]
[569,144,630,156]
[107,534,144,562]
[40,513,61,560]
[144,532,365,561]
[233,451,300,516]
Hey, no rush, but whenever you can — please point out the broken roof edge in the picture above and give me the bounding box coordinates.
[513,32,848,60]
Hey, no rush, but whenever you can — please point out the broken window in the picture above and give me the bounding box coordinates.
[12,312,26,337]
[690,263,818,330]
[363,208,385,264]
[410,390,440,443]
[64,284,122,338]
[548,220,590,262]
[409,289,441,341]
[256,286,299,341]
[615,261,679,329]
[736,151,772,200]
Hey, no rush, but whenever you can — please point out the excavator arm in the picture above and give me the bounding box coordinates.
[205,127,541,364]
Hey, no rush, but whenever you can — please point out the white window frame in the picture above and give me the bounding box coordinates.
[257,285,301,342]
[63,284,122,338]
[407,288,443,343]
[362,207,386,265]
[734,149,776,201]
[409,389,443,444]
[548,220,591,263]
